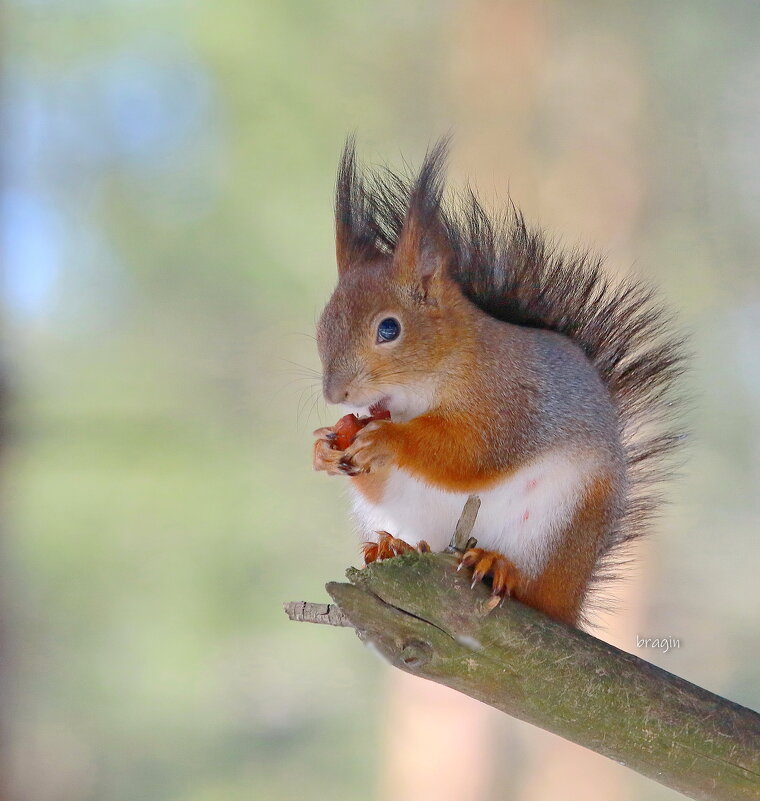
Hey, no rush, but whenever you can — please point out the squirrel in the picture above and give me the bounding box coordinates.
[312,139,685,628]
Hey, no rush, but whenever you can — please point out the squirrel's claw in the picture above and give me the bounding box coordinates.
[337,458,364,476]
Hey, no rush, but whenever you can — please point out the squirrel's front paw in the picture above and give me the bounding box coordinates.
[313,426,367,476]
[343,420,395,474]
[313,427,355,476]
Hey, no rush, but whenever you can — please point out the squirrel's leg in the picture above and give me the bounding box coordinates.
[362,531,431,564]
[458,543,587,624]
[460,475,617,626]
[520,476,615,626]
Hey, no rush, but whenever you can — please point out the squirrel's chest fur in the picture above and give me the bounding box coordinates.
[350,450,598,577]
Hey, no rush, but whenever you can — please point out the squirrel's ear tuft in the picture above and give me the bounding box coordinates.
[335,137,382,274]
[392,139,453,302]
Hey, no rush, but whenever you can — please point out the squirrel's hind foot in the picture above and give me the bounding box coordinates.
[459,548,520,599]
[362,531,431,565]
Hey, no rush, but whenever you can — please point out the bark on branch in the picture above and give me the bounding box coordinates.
[285,548,760,801]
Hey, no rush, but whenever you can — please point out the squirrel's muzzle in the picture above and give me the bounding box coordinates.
[323,371,352,404]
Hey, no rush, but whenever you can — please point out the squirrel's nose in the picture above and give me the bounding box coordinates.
[323,373,350,404]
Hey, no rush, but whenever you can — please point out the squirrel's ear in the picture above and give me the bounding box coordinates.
[335,137,382,275]
[392,140,453,302]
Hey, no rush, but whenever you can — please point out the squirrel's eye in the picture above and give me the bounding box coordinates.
[376,317,401,343]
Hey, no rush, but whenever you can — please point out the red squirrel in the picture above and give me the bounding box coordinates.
[313,139,684,628]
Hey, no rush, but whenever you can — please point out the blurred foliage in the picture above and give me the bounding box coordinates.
[3,1,759,800]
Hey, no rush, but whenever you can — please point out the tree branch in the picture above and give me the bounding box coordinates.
[282,600,351,627]
[285,549,760,800]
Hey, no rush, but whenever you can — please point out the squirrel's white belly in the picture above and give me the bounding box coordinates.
[350,450,596,577]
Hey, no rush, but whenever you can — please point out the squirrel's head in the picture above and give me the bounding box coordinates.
[316,140,471,422]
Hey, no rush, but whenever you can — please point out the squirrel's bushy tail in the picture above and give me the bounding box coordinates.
[338,139,687,588]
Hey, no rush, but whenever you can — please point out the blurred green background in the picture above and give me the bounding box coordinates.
[3,2,759,800]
